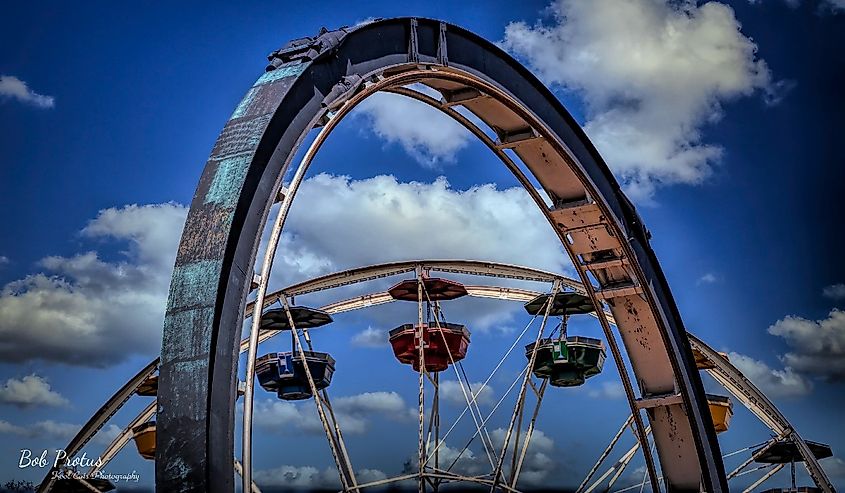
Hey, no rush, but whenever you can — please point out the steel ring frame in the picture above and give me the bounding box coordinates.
[39,261,835,492]
[155,17,727,492]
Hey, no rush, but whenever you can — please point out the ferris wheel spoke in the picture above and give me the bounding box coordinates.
[577,415,635,493]
[417,272,427,493]
[490,280,561,492]
[510,379,548,489]
[281,296,356,492]
[425,309,541,469]
[422,285,496,468]
[740,463,785,493]
[581,425,651,493]
[443,362,529,474]
[320,389,358,490]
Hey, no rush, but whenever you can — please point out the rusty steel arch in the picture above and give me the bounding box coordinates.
[157,18,727,492]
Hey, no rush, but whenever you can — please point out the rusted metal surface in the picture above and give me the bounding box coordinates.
[158,18,726,492]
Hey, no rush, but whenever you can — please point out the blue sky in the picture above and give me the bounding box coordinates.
[1,0,844,491]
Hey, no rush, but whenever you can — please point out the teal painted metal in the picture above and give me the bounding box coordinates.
[157,59,311,492]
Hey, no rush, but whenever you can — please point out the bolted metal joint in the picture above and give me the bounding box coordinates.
[266,26,349,70]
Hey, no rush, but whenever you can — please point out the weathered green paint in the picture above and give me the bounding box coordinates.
[230,87,261,120]
[204,155,252,208]
[254,62,307,85]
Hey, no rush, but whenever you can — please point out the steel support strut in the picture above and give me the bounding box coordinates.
[490,280,560,492]
[283,296,355,490]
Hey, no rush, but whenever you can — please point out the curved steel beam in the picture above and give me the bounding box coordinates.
[158,18,724,491]
[282,259,567,297]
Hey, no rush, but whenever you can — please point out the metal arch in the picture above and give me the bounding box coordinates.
[157,18,722,491]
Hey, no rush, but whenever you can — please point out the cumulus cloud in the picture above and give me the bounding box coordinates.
[404,428,558,485]
[697,273,718,285]
[0,419,79,440]
[273,174,565,329]
[439,380,495,406]
[92,424,122,446]
[0,203,186,367]
[0,256,9,265]
[351,326,386,347]
[586,381,625,399]
[822,457,845,478]
[823,283,845,300]
[353,92,473,168]
[0,174,563,366]
[253,464,387,489]
[501,0,777,199]
[767,309,845,380]
[728,351,813,397]
[254,391,416,435]
[0,75,55,108]
[825,0,845,11]
[0,374,68,408]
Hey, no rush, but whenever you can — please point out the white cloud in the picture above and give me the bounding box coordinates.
[0,203,186,367]
[253,464,387,489]
[254,391,416,435]
[92,424,122,446]
[273,174,566,331]
[697,273,718,285]
[407,429,557,485]
[253,465,337,488]
[822,457,845,478]
[0,75,55,109]
[0,374,68,408]
[0,420,26,435]
[825,0,845,11]
[767,309,845,380]
[353,92,473,168]
[0,419,79,440]
[439,380,495,406]
[823,283,845,300]
[0,256,8,265]
[501,0,777,199]
[351,326,386,347]
[727,351,813,397]
[0,174,564,367]
[587,381,625,399]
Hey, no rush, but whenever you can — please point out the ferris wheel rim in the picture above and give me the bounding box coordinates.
[39,258,835,492]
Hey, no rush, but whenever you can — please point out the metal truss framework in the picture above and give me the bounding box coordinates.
[38,260,836,493]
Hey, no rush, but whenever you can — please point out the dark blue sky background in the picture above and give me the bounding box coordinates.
[1,1,844,491]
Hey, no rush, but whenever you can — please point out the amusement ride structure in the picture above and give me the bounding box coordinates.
[37,17,837,493]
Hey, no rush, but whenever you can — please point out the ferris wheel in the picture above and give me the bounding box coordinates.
[36,260,837,493]
[36,17,837,493]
